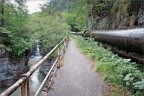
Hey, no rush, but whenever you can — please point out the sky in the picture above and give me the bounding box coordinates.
[26,0,48,14]
[10,0,49,14]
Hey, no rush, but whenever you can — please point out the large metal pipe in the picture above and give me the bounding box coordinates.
[76,28,144,55]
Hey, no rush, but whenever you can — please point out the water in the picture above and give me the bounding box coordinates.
[35,45,40,56]
[28,55,44,96]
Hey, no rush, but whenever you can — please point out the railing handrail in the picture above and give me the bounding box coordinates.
[0,37,68,96]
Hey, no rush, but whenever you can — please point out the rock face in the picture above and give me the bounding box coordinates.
[0,57,29,87]
[88,0,144,30]
[39,59,54,76]
[138,1,144,25]
[93,17,109,30]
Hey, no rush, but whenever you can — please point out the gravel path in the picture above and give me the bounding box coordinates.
[42,39,108,96]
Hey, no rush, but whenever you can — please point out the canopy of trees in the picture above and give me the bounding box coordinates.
[0,0,30,60]
[0,0,69,61]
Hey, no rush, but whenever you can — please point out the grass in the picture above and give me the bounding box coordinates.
[73,36,144,96]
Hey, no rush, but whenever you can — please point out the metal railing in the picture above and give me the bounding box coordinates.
[0,37,69,96]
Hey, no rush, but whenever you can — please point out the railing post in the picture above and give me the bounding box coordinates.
[65,38,68,48]
[66,37,69,47]
[21,80,30,96]
[64,39,67,53]
[57,45,61,68]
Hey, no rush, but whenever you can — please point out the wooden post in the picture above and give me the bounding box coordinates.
[64,39,67,53]
[57,46,60,68]
[66,38,69,47]
[21,80,30,96]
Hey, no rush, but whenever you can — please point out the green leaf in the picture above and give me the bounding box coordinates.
[123,73,132,81]
[132,80,144,89]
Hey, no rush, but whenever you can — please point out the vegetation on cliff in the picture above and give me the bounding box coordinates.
[0,0,32,61]
[87,0,144,29]
[58,0,144,30]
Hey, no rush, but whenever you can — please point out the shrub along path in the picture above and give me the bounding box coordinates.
[42,38,108,96]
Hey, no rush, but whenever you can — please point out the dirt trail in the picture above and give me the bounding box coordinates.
[42,39,108,96]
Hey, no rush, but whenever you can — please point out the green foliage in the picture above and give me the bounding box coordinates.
[67,0,88,31]
[0,1,33,61]
[41,0,88,32]
[133,79,144,89]
[0,27,10,49]
[0,0,69,62]
[42,0,88,31]
[74,36,144,95]
[26,13,69,56]
[38,0,71,55]
[66,13,81,32]
[42,0,72,12]
[92,0,111,17]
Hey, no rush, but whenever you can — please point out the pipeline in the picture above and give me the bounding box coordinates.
[73,28,144,64]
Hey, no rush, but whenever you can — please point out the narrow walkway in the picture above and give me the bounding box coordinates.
[42,39,108,96]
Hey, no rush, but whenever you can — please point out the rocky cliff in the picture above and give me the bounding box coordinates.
[0,51,29,87]
[88,0,144,30]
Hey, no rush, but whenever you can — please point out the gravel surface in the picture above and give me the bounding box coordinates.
[42,39,108,96]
